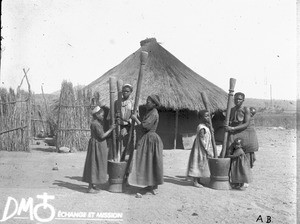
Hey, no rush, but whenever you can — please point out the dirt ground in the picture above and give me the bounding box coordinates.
[0,127,297,224]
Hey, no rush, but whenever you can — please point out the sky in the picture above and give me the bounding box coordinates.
[1,0,297,100]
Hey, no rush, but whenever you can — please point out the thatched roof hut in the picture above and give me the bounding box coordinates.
[85,38,227,111]
[85,38,228,149]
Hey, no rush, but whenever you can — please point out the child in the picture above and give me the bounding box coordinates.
[227,138,252,190]
[249,107,256,117]
[82,106,115,193]
[187,110,213,188]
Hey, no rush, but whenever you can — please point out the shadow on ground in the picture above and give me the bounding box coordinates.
[53,176,143,195]
[163,175,191,186]
[164,175,211,188]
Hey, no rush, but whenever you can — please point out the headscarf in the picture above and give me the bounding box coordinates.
[148,94,161,107]
[122,84,133,92]
[91,106,103,115]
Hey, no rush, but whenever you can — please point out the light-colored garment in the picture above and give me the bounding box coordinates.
[107,98,135,124]
[120,98,134,125]
[187,124,213,178]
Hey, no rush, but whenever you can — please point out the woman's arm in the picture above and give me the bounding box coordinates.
[131,114,141,125]
[102,125,116,139]
[141,112,157,130]
[92,122,116,141]
[225,107,251,132]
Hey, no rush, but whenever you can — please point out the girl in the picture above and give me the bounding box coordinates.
[227,138,252,190]
[131,95,164,195]
[82,106,115,193]
[187,110,214,188]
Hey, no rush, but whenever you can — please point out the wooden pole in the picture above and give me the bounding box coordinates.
[23,68,32,149]
[116,79,123,159]
[200,92,218,158]
[123,51,148,178]
[109,77,117,161]
[174,110,178,149]
[41,84,49,115]
[220,78,236,158]
[56,86,63,152]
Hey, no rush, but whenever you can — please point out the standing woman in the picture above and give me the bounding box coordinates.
[131,95,164,195]
[225,92,259,168]
[82,106,115,193]
[187,110,214,187]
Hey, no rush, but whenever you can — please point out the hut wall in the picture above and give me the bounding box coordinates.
[137,107,200,149]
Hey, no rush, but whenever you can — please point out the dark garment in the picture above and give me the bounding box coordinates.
[120,124,136,152]
[82,119,108,184]
[228,106,259,153]
[135,108,164,186]
[245,152,256,168]
[229,148,253,184]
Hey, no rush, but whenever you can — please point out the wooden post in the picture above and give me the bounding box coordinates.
[116,79,123,159]
[41,84,50,135]
[174,110,178,149]
[220,78,236,158]
[201,92,218,158]
[56,86,63,152]
[109,77,117,161]
[0,96,3,149]
[23,68,32,149]
[123,51,148,178]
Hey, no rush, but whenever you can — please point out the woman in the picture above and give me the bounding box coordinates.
[82,106,115,193]
[225,92,259,168]
[187,110,214,187]
[131,95,164,195]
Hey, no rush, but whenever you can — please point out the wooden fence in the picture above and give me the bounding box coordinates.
[56,81,101,151]
[0,69,31,151]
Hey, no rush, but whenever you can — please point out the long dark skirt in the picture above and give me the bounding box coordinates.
[136,131,164,186]
[82,138,108,184]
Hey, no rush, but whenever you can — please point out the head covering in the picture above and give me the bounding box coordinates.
[122,84,133,92]
[234,92,245,100]
[148,94,161,107]
[91,106,101,115]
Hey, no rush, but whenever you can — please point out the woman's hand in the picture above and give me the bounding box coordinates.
[131,114,138,121]
[207,152,213,158]
[224,125,235,132]
[109,124,116,131]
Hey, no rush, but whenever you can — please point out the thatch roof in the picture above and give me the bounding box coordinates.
[85,38,227,111]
